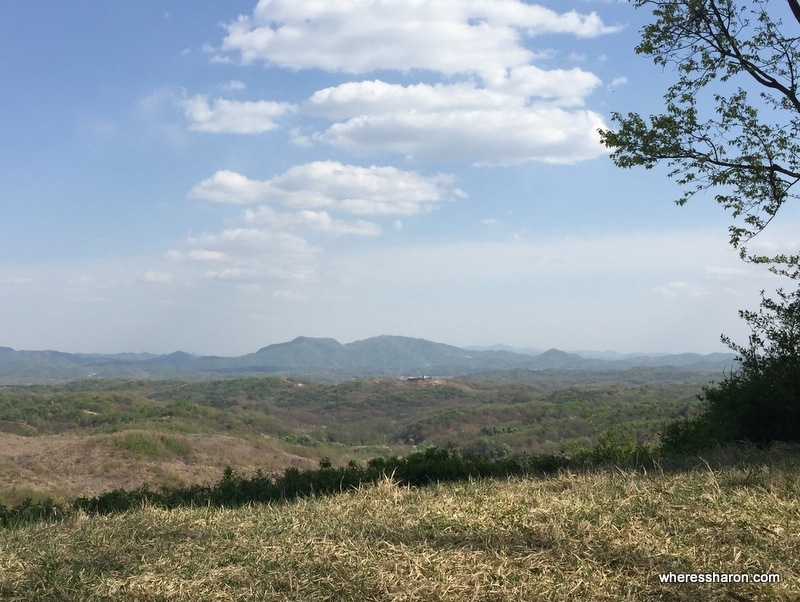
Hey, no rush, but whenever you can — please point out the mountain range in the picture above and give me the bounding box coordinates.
[0,336,737,384]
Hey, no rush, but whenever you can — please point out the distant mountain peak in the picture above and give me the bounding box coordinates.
[0,337,738,384]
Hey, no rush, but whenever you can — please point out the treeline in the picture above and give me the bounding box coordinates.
[0,439,651,528]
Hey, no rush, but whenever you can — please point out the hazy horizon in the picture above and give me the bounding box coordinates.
[0,333,736,359]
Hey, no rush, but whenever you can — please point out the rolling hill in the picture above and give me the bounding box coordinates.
[0,336,737,383]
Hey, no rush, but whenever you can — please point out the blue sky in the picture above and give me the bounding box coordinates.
[1,0,796,355]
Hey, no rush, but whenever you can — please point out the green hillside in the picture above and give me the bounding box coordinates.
[0,376,704,504]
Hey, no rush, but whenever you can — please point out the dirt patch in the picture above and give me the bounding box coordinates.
[0,431,315,504]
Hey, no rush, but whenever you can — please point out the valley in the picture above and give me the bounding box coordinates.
[0,373,707,505]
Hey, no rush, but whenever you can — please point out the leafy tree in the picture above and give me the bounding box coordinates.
[602,1,800,450]
[661,287,800,451]
[600,0,800,274]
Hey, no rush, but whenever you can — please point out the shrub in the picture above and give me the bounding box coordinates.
[661,288,800,454]
[114,433,162,457]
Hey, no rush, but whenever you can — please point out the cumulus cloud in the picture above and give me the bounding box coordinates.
[307,75,600,114]
[305,77,606,164]
[316,103,607,165]
[306,81,515,119]
[166,228,322,284]
[156,0,625,302]
[198,1,618,164]
[221,0,621,80]
[188,171,271,204]
[189,161,464,214]
[180,95,295,134]
[490,65,602,104]
[176,161,463,286]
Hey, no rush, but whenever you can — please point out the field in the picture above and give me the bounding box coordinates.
[1,443,798,601]
[0,375,705,504]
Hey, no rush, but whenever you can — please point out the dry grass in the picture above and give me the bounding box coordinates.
[1,445,798,600]
[0,431,316,505]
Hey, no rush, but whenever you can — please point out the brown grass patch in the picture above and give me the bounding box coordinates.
[0,431,315,505]
[1,445,798,600]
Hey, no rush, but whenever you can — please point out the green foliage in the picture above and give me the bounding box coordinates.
[463,437,512,460]
[112,432,190,458]
[159,435,190,457]
[600,0,800,272]
[0,376,704,457]
[661,288,800,453]
[584,427,645,465]
[0,497,64,528]
[600,0,800,457]
[479,424,519,436]
[0,438,674,529]
[114,433,162,457]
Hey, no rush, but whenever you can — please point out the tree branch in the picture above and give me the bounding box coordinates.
[707,1,800,113]
[789,0,800,26]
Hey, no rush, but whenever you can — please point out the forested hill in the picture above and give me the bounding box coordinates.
[0,336,736,383]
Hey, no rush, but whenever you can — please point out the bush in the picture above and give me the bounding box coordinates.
[2,442,667,529]
[661,287,800,454]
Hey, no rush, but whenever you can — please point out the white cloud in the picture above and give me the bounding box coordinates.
[189,171,271,204]
[308,75,600,113]
[245,206,382,237]
[207,2,615,165]
[180,95,295,134]
[220,79,247,91]
[221,0,621,81]
[306,81,515,119]
[166,249,231,263]
[204,267,256,281]
[189,161,464,214]
[177,161,467,290]
[166,228,322,285]
[316,104,606,165]
[306,80,606,164]
[186,228,319,258]
[294,210,382,236]
[491,65,602,105]
[178,162,464,288]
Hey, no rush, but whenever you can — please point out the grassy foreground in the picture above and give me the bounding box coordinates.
[1,445,798,601]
